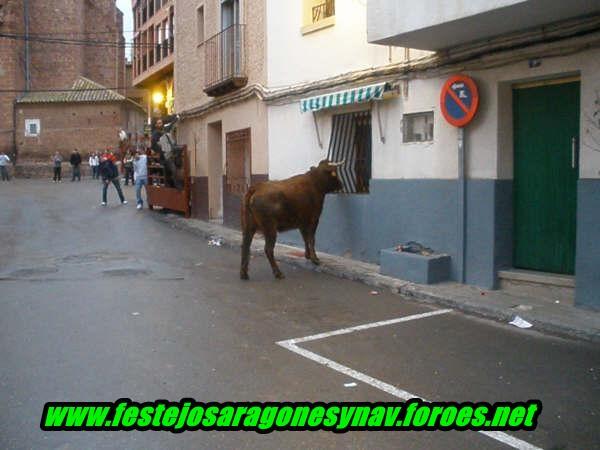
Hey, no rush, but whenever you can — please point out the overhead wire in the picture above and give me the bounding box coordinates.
[0,32,167,48]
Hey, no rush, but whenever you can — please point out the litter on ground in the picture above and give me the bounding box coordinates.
[509,316,533,329]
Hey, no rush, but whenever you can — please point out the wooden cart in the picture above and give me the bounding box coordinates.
[147,145,191,218]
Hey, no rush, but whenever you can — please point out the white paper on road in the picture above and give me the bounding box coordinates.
[509,316,533,328]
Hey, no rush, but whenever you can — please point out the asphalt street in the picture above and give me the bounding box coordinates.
[0,179,598,450]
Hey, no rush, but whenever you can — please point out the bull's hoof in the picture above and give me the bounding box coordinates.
[274,271,285,280]
[240,271,249,280]
[310,257,321,266]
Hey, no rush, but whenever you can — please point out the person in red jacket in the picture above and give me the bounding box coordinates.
[98,155,127,206]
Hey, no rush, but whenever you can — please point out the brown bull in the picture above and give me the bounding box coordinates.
[240,159,343,280]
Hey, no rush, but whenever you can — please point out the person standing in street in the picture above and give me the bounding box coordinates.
[98,154,127,206]
[133,149,148,210]
[0,152,11,181]
[52,152,63,183]
[89,152,100,179]
[70,149,82,182]
[123,151,135,186]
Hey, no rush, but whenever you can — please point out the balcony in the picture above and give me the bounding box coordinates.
[204,24,247,97]
[367,0,600,50]
[312,0,335,23]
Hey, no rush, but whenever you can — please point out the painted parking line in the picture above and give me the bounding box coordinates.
[277,309,544,450]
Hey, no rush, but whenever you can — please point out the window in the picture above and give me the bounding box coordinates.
[25,119,40,137]
[155,25,162,62]
[302,0,335,34]
[402,112,434,142]
[142,0,147,23]
[311,0,335,23]
[327,111,371,194]
[163,19,170,57]
[197,5,205,44]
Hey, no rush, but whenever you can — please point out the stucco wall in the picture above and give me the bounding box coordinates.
[178,96,268,178]
[269,45,600,182]
[266,0,431,87]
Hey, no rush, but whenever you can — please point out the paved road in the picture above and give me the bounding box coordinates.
[1,179,599,450]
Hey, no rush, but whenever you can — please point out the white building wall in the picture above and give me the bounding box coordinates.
[269,46,600,182]
[469,47,600,180]
[266,0,429,87]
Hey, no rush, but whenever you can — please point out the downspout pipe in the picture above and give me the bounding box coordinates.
[12,100,18,163]
[24,0,31,91]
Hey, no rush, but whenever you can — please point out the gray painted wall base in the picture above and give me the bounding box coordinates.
[575,179,600,310]
[280,179,513,290]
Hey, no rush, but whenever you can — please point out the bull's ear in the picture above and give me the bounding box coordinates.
[318,159,329,167]
[310,165,316,171]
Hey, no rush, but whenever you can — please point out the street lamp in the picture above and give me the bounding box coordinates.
[152,91,165,106]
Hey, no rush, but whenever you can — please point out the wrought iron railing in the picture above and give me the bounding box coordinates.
[204,24,246,93]
[312,0,335,23]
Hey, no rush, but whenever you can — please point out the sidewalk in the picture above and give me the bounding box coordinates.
[154,213,600,344]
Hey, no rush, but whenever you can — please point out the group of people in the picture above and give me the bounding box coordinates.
[51,148,149,210]
[97,149,148,210]
[51,149,84,183]
[4,117,178,207]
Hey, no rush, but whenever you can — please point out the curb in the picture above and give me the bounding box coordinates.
[152,213,600,344]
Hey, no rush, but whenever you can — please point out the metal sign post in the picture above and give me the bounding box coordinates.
[457,127,466,283]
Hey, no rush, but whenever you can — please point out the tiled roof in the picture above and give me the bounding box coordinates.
[17,77,127,104]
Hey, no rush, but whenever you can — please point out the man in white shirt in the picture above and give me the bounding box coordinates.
[0,152,11,181]
[89,152,100,179]
[133,150,148,210]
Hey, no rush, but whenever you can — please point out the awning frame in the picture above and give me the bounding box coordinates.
[300,82,390,114]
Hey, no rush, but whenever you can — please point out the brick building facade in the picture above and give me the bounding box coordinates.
[15,77,145,164]
[0,0,140,165]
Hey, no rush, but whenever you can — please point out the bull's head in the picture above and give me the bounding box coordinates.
[315,159,344,192]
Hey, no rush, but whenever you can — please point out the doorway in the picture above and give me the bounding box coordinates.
[224,128,251,228]
[513,79,580,275]
[207,121,223,222]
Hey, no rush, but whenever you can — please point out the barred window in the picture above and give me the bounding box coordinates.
[327,111,372,194]
[25,119,40,137]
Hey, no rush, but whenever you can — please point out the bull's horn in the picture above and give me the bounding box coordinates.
[330,160,345,166]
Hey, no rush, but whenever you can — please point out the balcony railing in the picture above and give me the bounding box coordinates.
[204,24,247,97]
[312,0,335,23]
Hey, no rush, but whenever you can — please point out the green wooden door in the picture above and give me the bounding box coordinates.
[513,81,579,274]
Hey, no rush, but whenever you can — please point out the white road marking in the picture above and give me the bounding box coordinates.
[285,309,454,345]
[277,309,544,450]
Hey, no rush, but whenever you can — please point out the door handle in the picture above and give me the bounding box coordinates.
[571,137,577,169]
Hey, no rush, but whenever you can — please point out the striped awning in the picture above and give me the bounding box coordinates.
[300,82,387,113]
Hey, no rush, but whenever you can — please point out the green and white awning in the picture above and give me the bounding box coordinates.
[300,82,387,113]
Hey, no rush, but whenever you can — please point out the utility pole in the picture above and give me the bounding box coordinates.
[23,0,31,91]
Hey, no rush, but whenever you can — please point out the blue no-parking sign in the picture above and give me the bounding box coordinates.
[440,75,479,127]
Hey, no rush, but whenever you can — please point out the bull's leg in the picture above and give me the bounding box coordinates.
[306,222,320,265]
[299,228,312,260]
[264,229,284,279]
[307,233,320,265]
[240,225,256,280]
